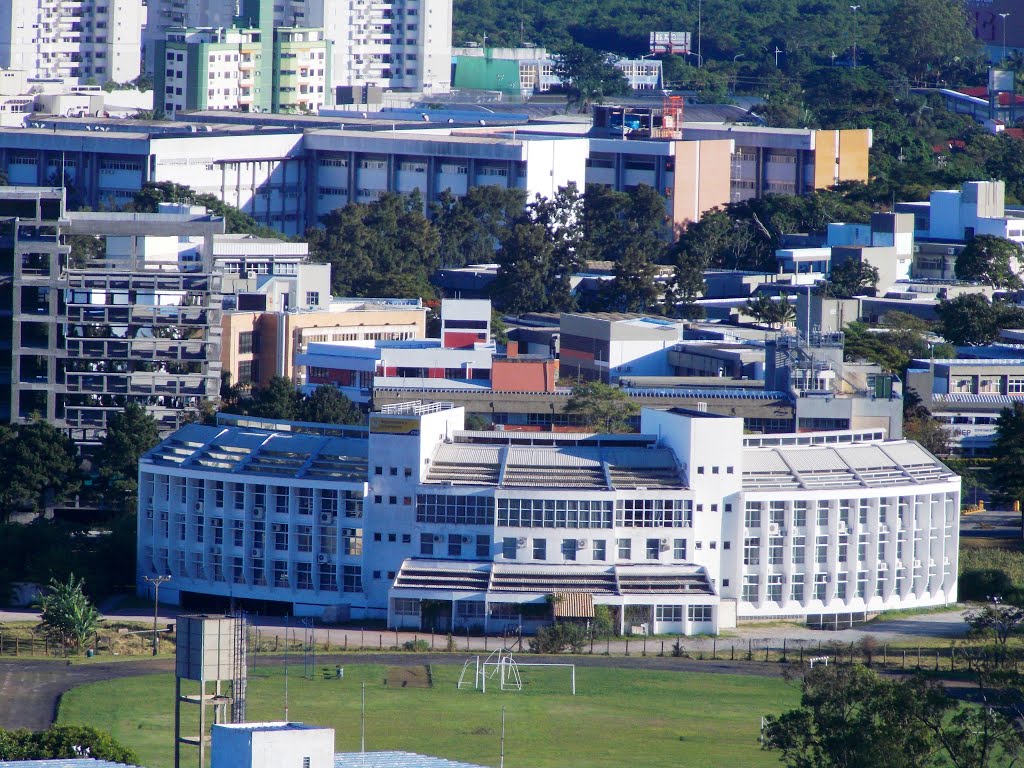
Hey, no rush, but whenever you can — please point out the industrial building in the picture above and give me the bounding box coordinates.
[137,402,960,634]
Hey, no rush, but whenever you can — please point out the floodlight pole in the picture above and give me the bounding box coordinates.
[499,706,506,768]
[361,682,366,752]
[143,575,171,656]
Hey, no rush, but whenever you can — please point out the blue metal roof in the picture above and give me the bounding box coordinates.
[334,752,489,768]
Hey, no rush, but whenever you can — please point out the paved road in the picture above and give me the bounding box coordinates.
[961,508,1023,539]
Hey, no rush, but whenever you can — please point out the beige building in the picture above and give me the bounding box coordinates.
[222,298,428,388]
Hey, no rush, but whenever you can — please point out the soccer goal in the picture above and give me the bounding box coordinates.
[457,648,576,695]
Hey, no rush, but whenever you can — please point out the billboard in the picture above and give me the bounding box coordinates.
[649,31,691,55]
[369,415,421,435]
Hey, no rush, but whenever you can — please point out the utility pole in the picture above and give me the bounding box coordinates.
[774,47,782,67]
[697,0,702,68]
[850,5,861,68]
[143,575,171,656]
[1000,13,1011,64]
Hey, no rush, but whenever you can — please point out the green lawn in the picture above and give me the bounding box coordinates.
[57,663,795,768]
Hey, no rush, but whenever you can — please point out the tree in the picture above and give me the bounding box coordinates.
[763,663,938,768]
[129,182,283,239]
[246,376,303,420]
[552,44,629,112]
[0,419,80,520]
[745,295,796,329]
[564,381,639,433]
[903,413,951,457]
[296,386,362,425]
[936,295,1024,347]
[880,0,980,82]
[491,219,558,313]
[431,186,527,268]
[0,725,139,763]
[603,243,659,312]
[820,259,880,298]
[91,403,161,513]
[963,600,1024,665]
[309,192,440,297]
[35,573,101,651]
[991,402,1024,507]
[955,235,1024,288]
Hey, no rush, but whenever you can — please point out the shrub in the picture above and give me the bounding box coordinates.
[528,622,587,654]
[401,639,430,652]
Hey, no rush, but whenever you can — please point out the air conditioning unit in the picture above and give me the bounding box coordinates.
[317,553,330,564]
[879,524,889,534]
[433,534,443,542]
[878,562,888,571]
[461,535,472,544]
[767,523,780,536]
[195,503,203,512]
[252,507,264,519]
[517,537,527,548]
[837,521,848,534]
[928,558,936,567]
[913,559,922,569]
[251,548,263,558]
[272,523,285,532]
[319,512,333,523]
[576,538,588,549]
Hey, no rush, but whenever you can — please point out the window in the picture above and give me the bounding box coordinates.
[420,532,434,556]
[646,538,661,560]
[816,503,830,526]
[744,502,761,529]
[532,538,546,560]
[793,501,807,528]
[296,525,312,552]
[615,499,693,527]
[743,537,760,566]
[742,575,759,602]
[561,539,578,560]
[342,565,362,592]
[815,535,829,564]
[767,574,783,602]
[238,331,255,354]
[836,572,848,600]
[592,539,607,560]
[448,534,462,557]
[673,538,687,559]
[617,538,632,560]
[502,536,517,559]
[498,498,613,528]
[418,494,495,525]
[768,537,784,565]
[790,574,805,602]
[656,605,683,622]
[792,536,806,564]
[476,534,490,558]
[687,605,712,622]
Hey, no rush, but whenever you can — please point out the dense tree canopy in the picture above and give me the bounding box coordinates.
[91,403,161,514]
[129,182,285,239]
[991,402,1024,507]
[0,420,80,521]
[225,376,364,425]
[955,235,1024,289]
[564,382,639,433]
[936,295,1024,347]
[552,44,630,112]
[0,725,138,763]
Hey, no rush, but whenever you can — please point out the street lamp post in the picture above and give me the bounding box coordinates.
[143,575,171,656]
[850,5,861,69]
[1000,13,1011,64]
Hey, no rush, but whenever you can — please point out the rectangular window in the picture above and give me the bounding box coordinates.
[793,501,807,528]
[817,502,830,526]
[814,573,829,601]
[768,537,784,565]
[673,538,687,559]
[502,536,517,559]
[420,532,434,556]
[767,574,783,602]
[744,502,761,529]
[743,537,760,566]
[742,575,759,602]
[476,534,490,558]
[646,538,661,560]
[533,538,546,560]
[592,539,607,561]
[815,535,829,564]
[238,331,254,354]
[617,538,631,560]
[448,534,462,557]
[687,605,712,622]
[791,574,805,602]
[342,565,362,593]
[792,536,806,564]
[562,539,578,560]
[656,605,683,622]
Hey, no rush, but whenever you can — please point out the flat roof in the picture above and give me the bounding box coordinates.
[335,752,490,768]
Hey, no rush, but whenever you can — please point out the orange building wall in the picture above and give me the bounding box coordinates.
[837,129,871,183]
[491,358,558,392]
[672,139,733,233]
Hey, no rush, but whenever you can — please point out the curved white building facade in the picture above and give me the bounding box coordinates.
[137,405,959,635]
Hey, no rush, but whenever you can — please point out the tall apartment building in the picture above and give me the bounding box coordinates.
[3,186,225,445]
[155,26,332,115]
[0,0,143,83]
[296,0,452,94]
[145,0,452,94]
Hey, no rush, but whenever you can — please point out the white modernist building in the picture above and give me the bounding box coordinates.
[137,403,960,634]
[0,0,142,83]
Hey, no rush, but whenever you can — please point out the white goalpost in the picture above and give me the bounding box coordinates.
[457,648,576,695]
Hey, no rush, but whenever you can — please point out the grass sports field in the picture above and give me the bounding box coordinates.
[57,662,796,768]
